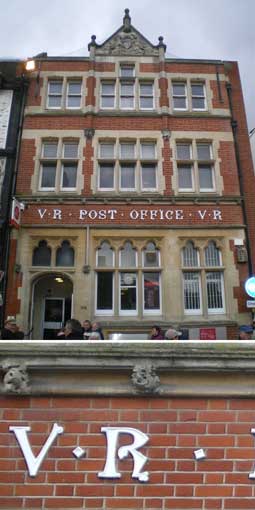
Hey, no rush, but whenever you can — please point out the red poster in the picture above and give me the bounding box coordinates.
[199,328,216,340]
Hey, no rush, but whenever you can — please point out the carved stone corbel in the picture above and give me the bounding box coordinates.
[3,364,30,394]
[131,364,160,394]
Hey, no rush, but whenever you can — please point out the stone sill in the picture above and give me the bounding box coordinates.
[1,340,255,397]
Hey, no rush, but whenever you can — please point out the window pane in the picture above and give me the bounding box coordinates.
[56,241,74,266]
[140,97,153,109]
[141,164,156,189]
[191,84,204,96]
[99,164,114,188]
[101,96,115,108]
[173,83,186,96]
[100,143,114,158]
[199,165,213,190]
[120,143,135,159]
[120,66,135,77]
[67,96,81,108]
[182,242,199,267]
[97,242,114,267]
[192,97,205,109]
[206,272,224,311]
[121,83,134,95]
[120,272,137,311]
[63,143,78,158]
[41,164,56,188]
[140,83,153,95]
[97,272,113,310]
[120,96,134,108]
[101,82,115,94]
[141,143,155,159]
[178,165,193,189]
[205,242,221,266]
[42,142,58,158]
[120,164,135,189]
[176,144,191,160]
[183,272,201,312]
[173,97,186,109]
[144,272,160,310]
[48,96,62,108]
[120,242,137,268]
[197,144,211,160]
[32,241,51,266]
[48,81,62,94]
[62,164,77,188]
[68,82,82,95]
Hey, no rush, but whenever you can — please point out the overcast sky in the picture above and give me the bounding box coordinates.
[1,0,254,130]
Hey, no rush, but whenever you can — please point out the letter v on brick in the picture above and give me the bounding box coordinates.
[9,423,64,476]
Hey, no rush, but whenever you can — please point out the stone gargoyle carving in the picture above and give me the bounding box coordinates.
[131,364,160,394]
[3,364,30,394]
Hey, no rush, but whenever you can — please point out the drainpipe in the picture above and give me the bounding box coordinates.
[226,82,253,275]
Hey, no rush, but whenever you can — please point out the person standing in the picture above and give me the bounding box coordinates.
[238,325,253,340]
[150,325,164,340]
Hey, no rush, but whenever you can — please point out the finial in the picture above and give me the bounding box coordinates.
[123,8,131,32]
[90,35,97,46]
[158,36,166,52]
[88,34,97,52]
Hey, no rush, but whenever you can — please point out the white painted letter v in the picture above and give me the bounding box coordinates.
[9,423,64,477]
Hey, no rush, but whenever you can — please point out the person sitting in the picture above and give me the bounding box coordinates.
[238,325,253,340]
[165,328,182,340]
[63,319,84,339]
[150,325,164,340]
[91,321,104,339]
[82,319,92,339]
[1,316,24,340]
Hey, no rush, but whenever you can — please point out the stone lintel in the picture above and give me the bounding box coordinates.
[0,341,255,396]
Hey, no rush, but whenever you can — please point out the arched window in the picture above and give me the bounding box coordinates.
[56,240,74,266]
[32,240,51,266]
[143,242,160,267]
[204,241,221,266]
[96,241,114,267]
[119,241,137,267]
[182,241,199,267]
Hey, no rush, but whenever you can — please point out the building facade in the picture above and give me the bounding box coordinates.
[5,10,255,339]
[0,60,28,327]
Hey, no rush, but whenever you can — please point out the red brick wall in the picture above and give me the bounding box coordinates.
[1,396,255,509]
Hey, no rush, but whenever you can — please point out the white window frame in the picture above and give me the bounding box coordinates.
[39,139,79,193]
[172,82,187,111]
[100,81,116,109]
[177,164,194,192]
[176,140,216,194]
[95,242,161,317]
[39,162,57,191]
[47,80,63,109]
[182,242,225,316]
[206,271,225,314]
[97,140,158,193]
[66,80,82,109]
[139,81,154,110]
[191,82,206,111]
[95,272,115,315]
[120,81,135,110]
[183,271,202,315]
[142,272,161,315]
[119,272,138,316]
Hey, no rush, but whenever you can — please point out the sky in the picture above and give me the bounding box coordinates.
[1,0,254,130]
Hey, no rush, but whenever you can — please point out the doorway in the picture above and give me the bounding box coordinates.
[31,273,73,339]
